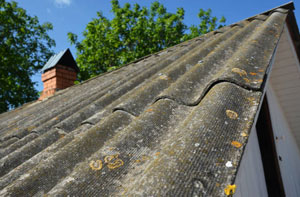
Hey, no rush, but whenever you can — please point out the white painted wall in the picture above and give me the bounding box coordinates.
[234,127,268,197]
[270,26,300,145]
[266,84,300,196]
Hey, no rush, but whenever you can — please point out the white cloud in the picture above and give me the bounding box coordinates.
[54,0,72,7]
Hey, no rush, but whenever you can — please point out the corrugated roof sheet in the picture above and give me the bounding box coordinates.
[0,4,295,196]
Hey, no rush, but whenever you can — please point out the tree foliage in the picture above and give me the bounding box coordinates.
[69,0,225,81]
[183,8,226,40]
[0,0,55,113]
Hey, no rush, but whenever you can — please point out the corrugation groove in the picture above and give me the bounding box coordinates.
[0,5,292,196]
[0,33,207,142]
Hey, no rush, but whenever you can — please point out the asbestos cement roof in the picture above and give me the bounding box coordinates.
[0,3,297,196]
[41,48,79,73]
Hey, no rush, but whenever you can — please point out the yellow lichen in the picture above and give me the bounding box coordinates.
[224,184,236,195]
[247,97,257,105]
[241,132,248,137]
[159,75,171,80]
[246,121,252,129]
[247,97,255,102]
[142,155,150,161]
[243,78,250,83]
[231,141,242,148]
[155,152,160,156]
[27,126,36,132]
[107,159,124,169]
[253,79,263,83]
[226,110,238,120]
[104,154,119,163]
[258,69,264,72]
[231,68,247,77]
[105,154,124,169]
[89,160,103,171]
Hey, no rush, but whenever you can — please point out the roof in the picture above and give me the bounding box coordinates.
[0,3,298,196]
[41,48,79,73]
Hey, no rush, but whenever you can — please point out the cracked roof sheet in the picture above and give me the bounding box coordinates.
[0,3,295,196]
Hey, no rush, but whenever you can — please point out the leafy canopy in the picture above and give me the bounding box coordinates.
[0,0,55,113]
[69,0,225,81]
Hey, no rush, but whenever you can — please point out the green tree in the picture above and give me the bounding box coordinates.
[0,0,55,113]
[183,8,226,40]
[69,0,225,81]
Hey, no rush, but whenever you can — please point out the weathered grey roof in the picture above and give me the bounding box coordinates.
[41,48,79,73]
[0,3,297,196]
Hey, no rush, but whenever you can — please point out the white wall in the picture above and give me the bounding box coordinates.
[234,127,268,197]
[266,84,300,196]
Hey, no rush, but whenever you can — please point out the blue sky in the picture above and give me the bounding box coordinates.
[11,0,300,92]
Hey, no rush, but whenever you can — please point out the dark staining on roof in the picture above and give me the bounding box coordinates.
[0,5,290,197]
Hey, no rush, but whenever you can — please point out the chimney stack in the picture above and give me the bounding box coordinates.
[39,49,79,100]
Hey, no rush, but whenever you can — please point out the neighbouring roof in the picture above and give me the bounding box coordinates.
[0,2,299,196]
[41,48,79,73]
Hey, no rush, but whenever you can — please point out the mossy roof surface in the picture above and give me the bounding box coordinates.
[0,3,294,196]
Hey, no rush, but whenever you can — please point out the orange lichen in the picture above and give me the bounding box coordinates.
[155,152,160,156]
[146,108,153,112]
[249,72,257,76]
[231,68,247,77]
[224,184,236,195]
[226,110,238,120]
[89,160,103,171]
[231,141,242,148]
[216,183,220,187]
[258,69,264,72]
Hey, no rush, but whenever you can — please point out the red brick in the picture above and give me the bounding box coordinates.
[39,65,77,100]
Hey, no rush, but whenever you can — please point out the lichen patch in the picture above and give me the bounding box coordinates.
[231,68,247,77]
[89,160,103,171]
[225,110,238,119]
[231,141,242,148]
[224,184,236,195]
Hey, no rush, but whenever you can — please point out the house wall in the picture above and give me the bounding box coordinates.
[266,84,300,196]
[269,25,300,146]
[234,127,268,197]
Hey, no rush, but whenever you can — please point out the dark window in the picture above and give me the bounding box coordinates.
[256,95,285,197]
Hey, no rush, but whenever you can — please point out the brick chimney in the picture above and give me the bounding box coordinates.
[39,49,79,100]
